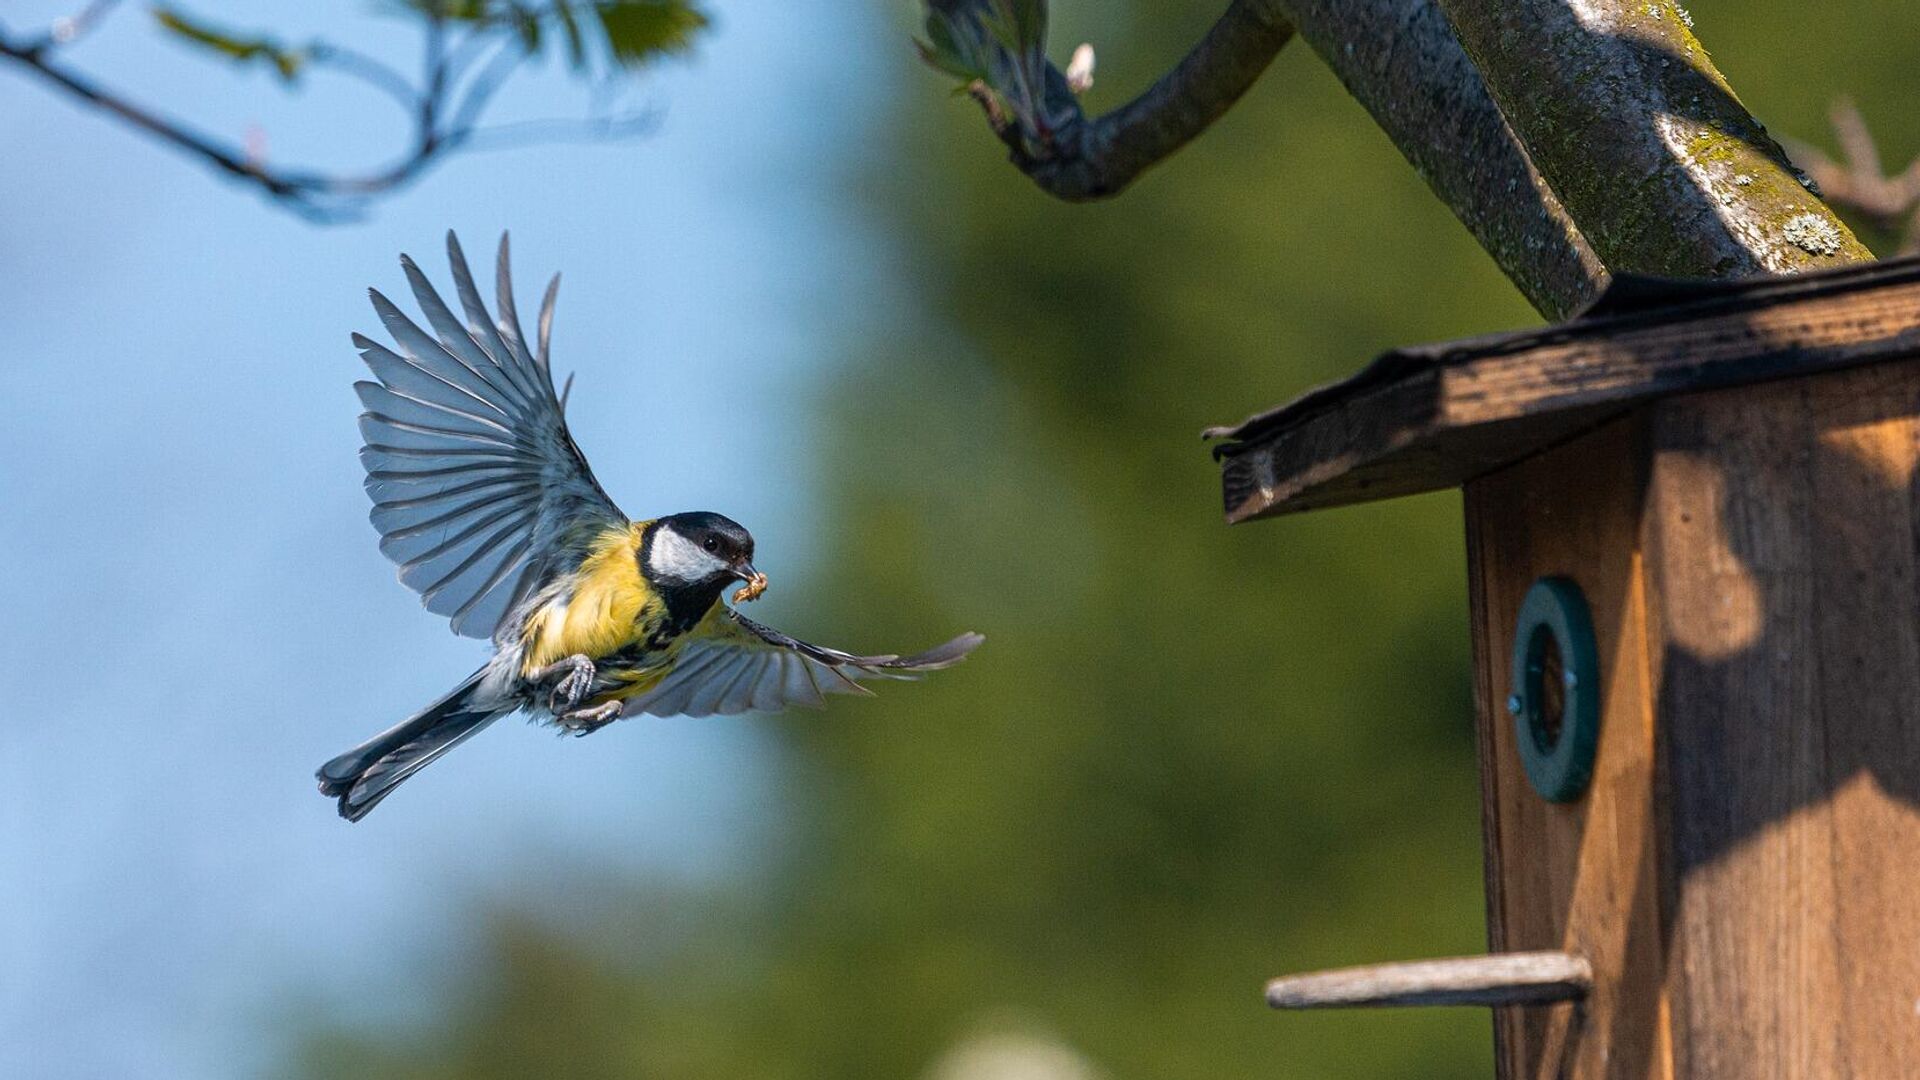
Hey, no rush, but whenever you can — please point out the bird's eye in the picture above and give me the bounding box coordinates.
[703,537,718,552]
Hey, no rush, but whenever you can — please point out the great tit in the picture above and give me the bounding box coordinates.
[318,233,982,821]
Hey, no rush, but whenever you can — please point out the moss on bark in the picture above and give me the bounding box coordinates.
[1435,0,1873,278]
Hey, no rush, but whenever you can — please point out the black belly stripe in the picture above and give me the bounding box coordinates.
[662,582,723,632]
[642,578,725,651]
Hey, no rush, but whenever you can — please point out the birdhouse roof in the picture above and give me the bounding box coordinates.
[1207,256,1920,523]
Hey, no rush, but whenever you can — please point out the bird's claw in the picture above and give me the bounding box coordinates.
[554,667,594,712]
[556,700,622,736]
[529,654,596,713]
[552,657,595,714]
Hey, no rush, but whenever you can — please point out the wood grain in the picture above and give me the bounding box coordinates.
[1216,258,1920,522]
[1466,416,1673,1080]
[1644,363,1920,1078]
[1460,363,1920,1076]
[1220,257,1920,1073]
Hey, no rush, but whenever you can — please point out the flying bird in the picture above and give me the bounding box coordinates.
[318,233,983,821]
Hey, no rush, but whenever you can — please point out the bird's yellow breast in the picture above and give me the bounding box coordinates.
[519,522,663,674]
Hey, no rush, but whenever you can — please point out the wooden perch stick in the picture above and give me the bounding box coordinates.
[1265,951,1592,1009]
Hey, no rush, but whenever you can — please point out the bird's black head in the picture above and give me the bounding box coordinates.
[643,511,758,590]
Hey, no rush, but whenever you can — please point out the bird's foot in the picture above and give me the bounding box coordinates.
[528,654,596,713]
[555,700,622,737]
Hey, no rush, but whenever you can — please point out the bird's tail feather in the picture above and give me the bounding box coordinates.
[318,668,506,822]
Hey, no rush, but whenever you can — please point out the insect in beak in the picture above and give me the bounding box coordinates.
[731,564,768,604]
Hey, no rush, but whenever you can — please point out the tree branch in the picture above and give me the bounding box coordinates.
[303,42,420,112]
[956,0,1297,201]
[1434,0,1872,277]
[33,0,122,50]
[1275,0,1606,319]
[448,37,525,137]
[0,29,466,222]
[1781,99,1920,256]
[922,0,1607,319]
[0,2,704,222]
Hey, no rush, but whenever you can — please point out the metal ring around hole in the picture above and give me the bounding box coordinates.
[1506,577,1600,803]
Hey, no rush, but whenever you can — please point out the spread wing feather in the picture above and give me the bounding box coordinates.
[358,232,626,640]
[621,610,984,719]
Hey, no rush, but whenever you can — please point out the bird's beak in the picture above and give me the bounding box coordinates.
[731,564,768,604]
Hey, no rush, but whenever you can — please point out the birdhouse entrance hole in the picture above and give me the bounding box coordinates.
[1525,634,1563,750]
[1508,577,1600,803]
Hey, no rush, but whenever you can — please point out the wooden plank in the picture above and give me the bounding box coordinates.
[1214,257,1920,523]
[1265,952,1591,1009]
[1804,368,1920,1078]
[1466,416,1673,1079]
[1642,363,1920,1078]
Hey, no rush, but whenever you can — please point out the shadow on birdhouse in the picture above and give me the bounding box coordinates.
[1209,257,1920,1078]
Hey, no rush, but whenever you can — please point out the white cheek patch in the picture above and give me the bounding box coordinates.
[646,526,731,585]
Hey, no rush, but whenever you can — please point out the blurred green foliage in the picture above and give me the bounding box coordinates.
[289,1,1920,1077]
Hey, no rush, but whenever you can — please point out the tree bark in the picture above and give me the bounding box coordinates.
[983,0,1298,202]
[1276,0,1606,318]
[934,0,1888,311]
[1047,1,1293,198]
[926,0,1608,318]
[1434,0,1872,277]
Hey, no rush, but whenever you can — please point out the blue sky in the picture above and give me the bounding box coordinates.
[0,2,903,1074]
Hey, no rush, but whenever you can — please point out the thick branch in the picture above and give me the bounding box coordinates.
[1003,0,1296,200]
[1435,0,1872,277]
[927,0,1606,318]
[1277,0,1606,319]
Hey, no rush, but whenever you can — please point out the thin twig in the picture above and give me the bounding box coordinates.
[1782,98,1920,255]
[305,41,420,111]
[0,32,436,220]
[442,15,508,88]
[929,0,1296,201]
[921,0,1604,316]
[1043,0,1294,199]
[23,0,123,50]
[0,31,302,196]
[448,37,527,137]
[0,5,664,223]
[463,108,662,151]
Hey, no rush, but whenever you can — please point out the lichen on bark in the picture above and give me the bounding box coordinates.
[1434,0,1873,278]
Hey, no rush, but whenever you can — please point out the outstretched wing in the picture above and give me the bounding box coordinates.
[620,610,984,719]
[357,232,626,640]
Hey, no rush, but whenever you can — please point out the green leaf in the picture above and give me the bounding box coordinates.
[591,0,708,68]
[914,37,983,83]
[152,6,305,82]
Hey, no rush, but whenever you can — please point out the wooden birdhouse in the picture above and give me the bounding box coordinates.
[1209,258,1920,1077]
